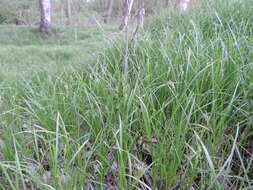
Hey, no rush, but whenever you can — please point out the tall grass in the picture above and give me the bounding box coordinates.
[0,0,252,189]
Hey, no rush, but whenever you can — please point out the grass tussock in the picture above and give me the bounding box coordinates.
[0,0,253,189]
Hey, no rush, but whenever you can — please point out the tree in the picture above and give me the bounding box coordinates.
[176,0,191,11]
[136,8,145,29]
[119,0,134,80]
[165,0,171,7]
[39,0,51,37]
[103,0,114,24]
[66,0,72,25]
[119,0,134,31]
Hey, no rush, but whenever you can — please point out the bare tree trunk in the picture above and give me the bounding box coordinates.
[60,0,65,25]
[104,0,114,24]
[132,7,145,40]
[119,0,134,80]
[176,0,191,11]
[165,0,171,7]
[66,0,72,25]
[39,0,51,37]
[137,8,145,29]
[119,0,134,31]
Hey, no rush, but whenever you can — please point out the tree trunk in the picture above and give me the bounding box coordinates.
[165,0,170,7]
[119,0,134,80]
[104,0,114,24]
[119,0,134,31]
[137,8,145,29]
[39,0,51,37]
[176,0,190,11]
[66,0,72,25]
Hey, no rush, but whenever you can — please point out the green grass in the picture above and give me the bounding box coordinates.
[0,25,117,84]
[0,0,253,189]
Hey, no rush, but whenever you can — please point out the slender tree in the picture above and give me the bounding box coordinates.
[104,0,114,24]
[176,0,191,11]
[119,0,134,80]
[137,8,145,29]
[39,0,51,37]
[66,0,72,25]
[165,0,171,7]
[119,0,134,31]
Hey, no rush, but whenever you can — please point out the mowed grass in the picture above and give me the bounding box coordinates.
[0,0,253,189]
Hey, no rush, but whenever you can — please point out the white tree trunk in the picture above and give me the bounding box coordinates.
[176,0,190,11]
[119,0,134,31]
[137,8,145,29]
[119,0,135,80]
[39,0,51,36]
[104,0,114,24]
[66,0,72,25]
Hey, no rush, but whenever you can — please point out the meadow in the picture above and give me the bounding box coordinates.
[0,0,252,189]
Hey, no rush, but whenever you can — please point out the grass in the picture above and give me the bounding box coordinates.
[0,0,253,189]
[0,24,118,83]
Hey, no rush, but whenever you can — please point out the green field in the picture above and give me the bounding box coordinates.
[0,0,252,189]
